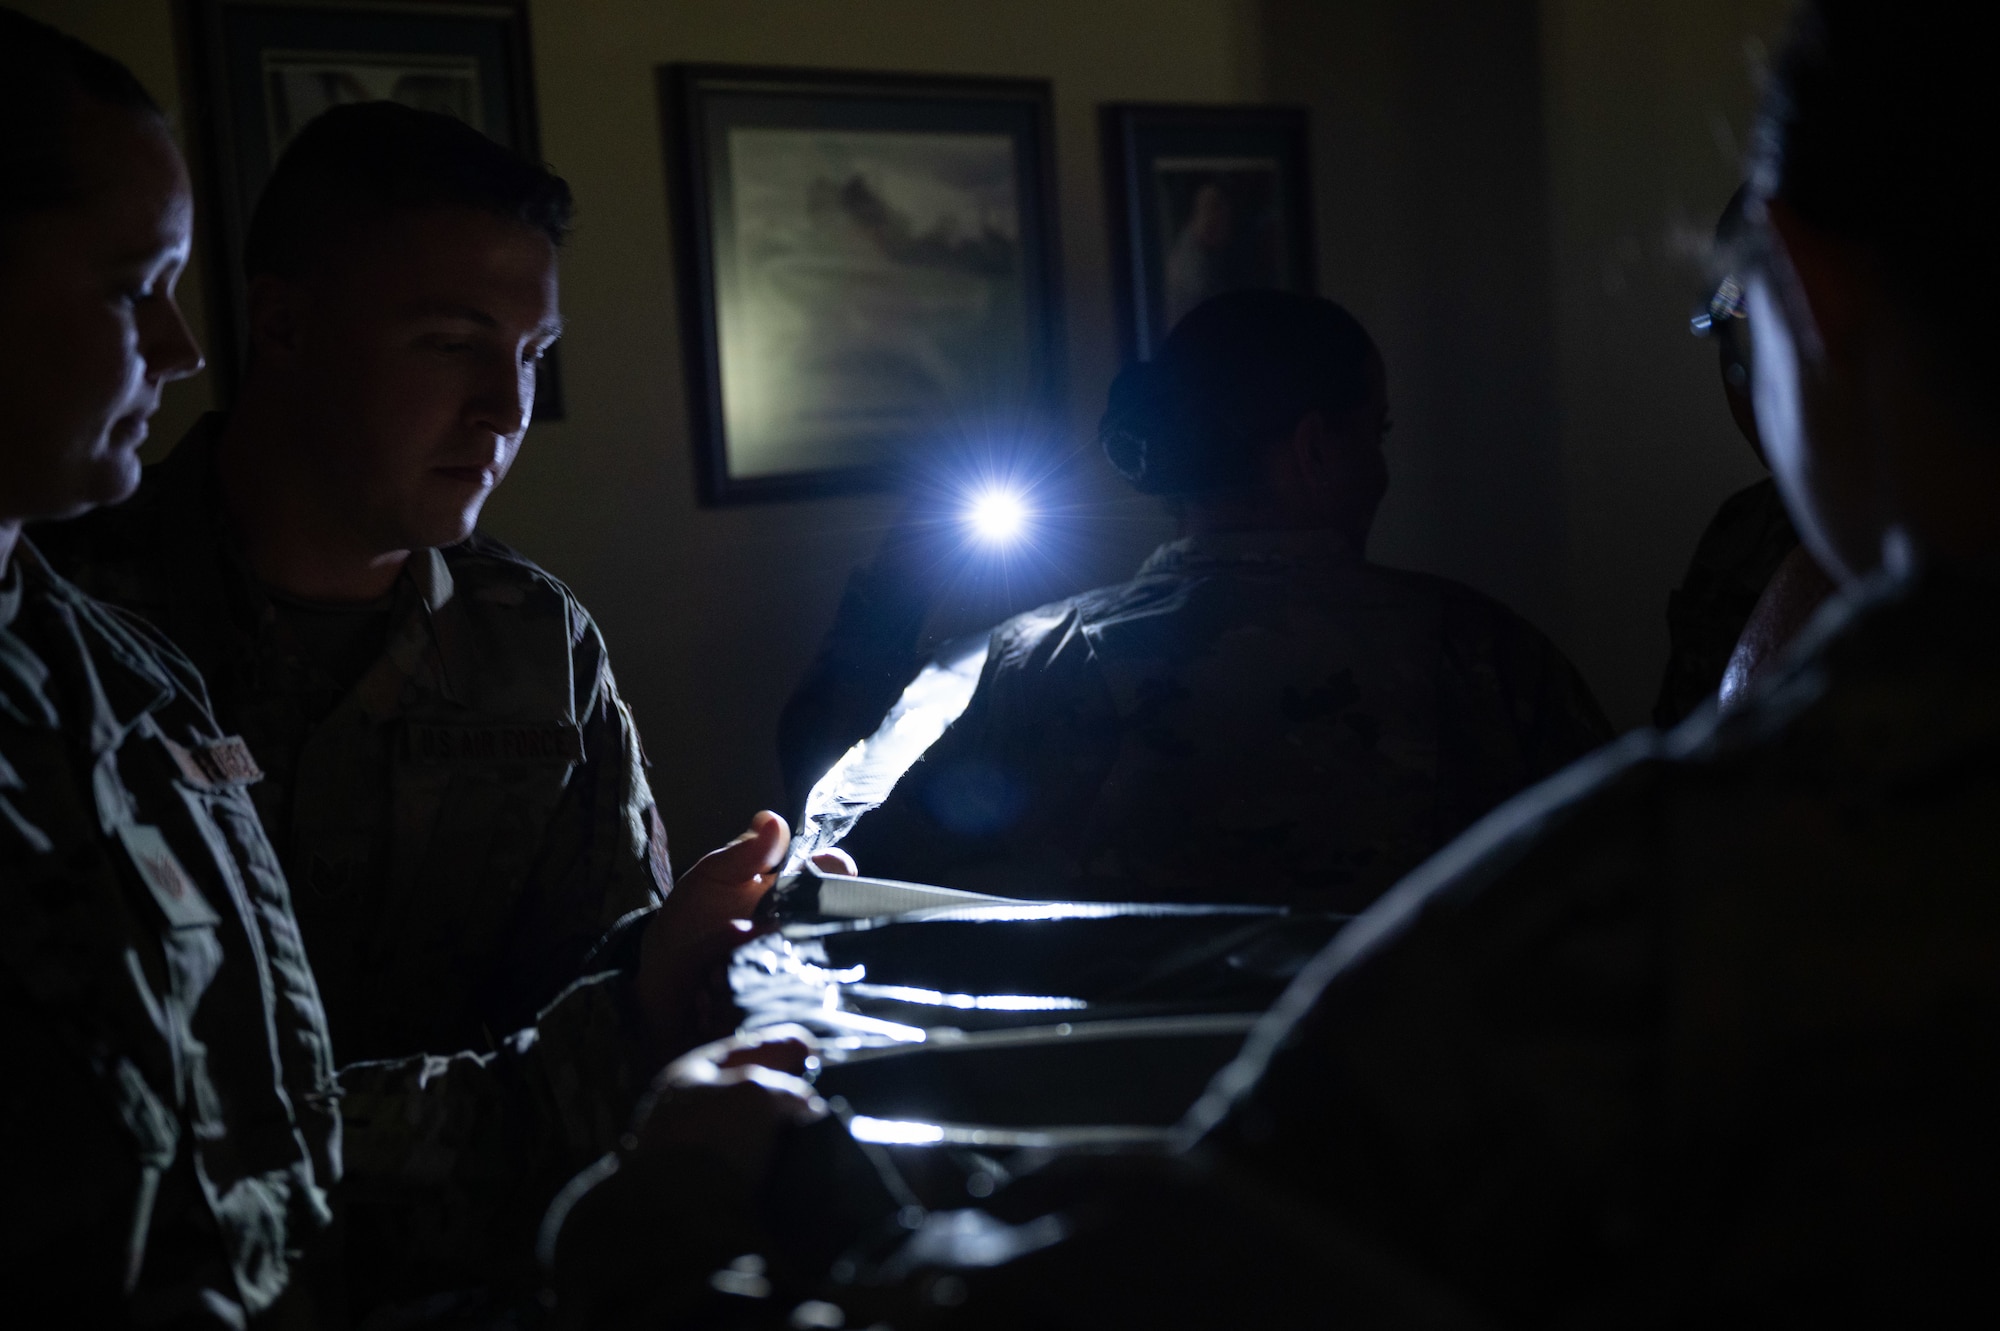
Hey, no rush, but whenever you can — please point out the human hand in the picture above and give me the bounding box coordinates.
[631,1029,827,1183]
[635,811,854,1057]
[543,1030,828,1312]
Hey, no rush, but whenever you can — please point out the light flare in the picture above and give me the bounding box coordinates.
[965,486,1030,545]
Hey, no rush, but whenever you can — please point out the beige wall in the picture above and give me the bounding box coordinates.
[1262,0,1571,648]
[23,0,1799,863]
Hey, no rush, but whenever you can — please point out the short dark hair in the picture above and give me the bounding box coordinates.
[1749,0,1998,372]
[1100,290,1377,495]
[0,7,163,225]
[243,100,572,279]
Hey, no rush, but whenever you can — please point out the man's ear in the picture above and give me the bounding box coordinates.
[244,273,308,365]
[1762,198,1872,368]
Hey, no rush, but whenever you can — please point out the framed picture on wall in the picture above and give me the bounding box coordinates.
[662,64,1065,505]
[1101,104,1316,360]
[189,0,562,418]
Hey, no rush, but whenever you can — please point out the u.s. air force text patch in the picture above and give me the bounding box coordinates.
[406,721,585,767]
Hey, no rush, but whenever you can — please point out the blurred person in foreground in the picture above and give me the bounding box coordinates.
[562,0,2000,1324]
[35,102,673,1065]
[835,289,1611,911]
[0,13,836,1323]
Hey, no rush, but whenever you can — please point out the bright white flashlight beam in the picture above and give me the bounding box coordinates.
[967,488,1029,544]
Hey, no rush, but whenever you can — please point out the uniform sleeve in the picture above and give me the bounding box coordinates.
[1500,617,1616,776]
[1197,710,2000,1322]
[1434,597,1615,842]
[777,558,935,820]
[333,967,652,1315]
[488,618,670,1036]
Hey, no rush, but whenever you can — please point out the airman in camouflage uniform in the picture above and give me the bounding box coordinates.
[1652,190,1816,728]
[38,415,668,1061]
[835,291,1611,911]
[1184,563,2000,1324]
[840,528,1611,910]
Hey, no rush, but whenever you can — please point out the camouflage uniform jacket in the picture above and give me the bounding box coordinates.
[37,415,669,1062]
[0,539,339,1324]
[1652,476,1799,727]
[1191,562,2000,1322]
[839,530,1613,912]
[0,543,653,1324]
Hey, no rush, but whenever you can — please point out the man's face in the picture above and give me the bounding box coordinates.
[263,208,561,552]
[0,98,202,524]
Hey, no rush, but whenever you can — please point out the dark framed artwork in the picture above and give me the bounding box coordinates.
[663,65,1065,505]
[1100,104,1316,360]
[189,0,562,418]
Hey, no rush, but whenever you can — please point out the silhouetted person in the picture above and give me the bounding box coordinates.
[835,290,1611,910]
[1652,189,1814,725]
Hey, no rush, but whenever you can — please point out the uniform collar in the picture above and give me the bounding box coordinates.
[1136,527,1364,579]
[8,540,176,750]
[353,545,470,713]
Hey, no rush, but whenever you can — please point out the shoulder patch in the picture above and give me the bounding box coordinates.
[446,536,582,613]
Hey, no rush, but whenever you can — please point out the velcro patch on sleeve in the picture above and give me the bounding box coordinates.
[163,735,265,789]
[117,822,222,930]
[406,722,585,767]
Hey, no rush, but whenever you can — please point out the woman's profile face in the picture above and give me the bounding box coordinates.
[0,94,203,525]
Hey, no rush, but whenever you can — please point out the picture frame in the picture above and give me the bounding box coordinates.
[188,0,562,419]
[662,64,1066,505]
[1100,104,1316,361]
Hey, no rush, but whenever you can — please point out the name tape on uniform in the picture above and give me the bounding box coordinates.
[116,822,222,930]
[163,735,264,789]
[406,721,585,767]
